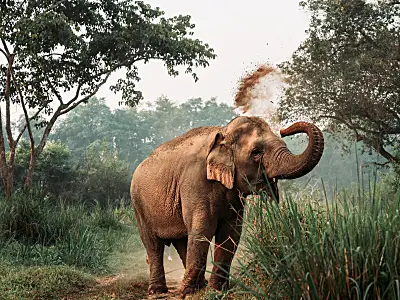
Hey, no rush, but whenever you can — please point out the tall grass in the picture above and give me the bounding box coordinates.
[227,180,400,299]
[0,189,138,273]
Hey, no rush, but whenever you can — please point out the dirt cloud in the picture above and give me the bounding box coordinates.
[234,64,286,132]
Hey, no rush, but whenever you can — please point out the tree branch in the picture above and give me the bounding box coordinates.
[15,107,45,145]
[60,71,113,116]
[36,60,64,105]
[0,105,8,190]
[10,70,35,148]
[0,38,10,56]
[44,0,69,13]
[368,160,392,168]
[4,53,15,148]
[375,142,399,163]
[319,114,400,136]
[0,47,8,59]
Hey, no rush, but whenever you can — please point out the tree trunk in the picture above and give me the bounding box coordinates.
[5,169,13,200]
[24,150,37,187]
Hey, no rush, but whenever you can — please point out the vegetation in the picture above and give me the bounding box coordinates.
[0,95,396,299]
[279,0,400,167]
[0,0,215,199]
[0,0,399,298]
[50,96,236,172]
[205,176,400,299]
[0,188,142,299]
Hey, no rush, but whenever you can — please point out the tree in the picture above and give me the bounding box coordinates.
[50,97,114,161]
[14,140,76,199]
[0,0,215,199]
[279,0,400,168]
[76,140,130,206]
[51,96,237,172]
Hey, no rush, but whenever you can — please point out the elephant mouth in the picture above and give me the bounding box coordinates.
[249,170,279,202]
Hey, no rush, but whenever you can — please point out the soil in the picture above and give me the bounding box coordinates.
[65,246,214,300]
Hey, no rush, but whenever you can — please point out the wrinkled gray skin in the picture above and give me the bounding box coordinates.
[131,116,324,297]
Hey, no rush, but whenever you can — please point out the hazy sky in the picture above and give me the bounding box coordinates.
[98,0,310,109]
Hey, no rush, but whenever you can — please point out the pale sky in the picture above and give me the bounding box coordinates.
[98,0,310,109]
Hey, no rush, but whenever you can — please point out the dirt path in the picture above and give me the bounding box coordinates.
[68,246,213,300]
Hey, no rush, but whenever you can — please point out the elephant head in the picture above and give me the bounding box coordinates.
[206,116,324,198]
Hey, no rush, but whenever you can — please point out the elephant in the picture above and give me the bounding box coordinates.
[130,116,324,297]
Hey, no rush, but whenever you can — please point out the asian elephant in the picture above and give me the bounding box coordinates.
[130,116,324,297]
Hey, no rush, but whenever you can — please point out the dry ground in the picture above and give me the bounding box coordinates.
[65,246,216,300]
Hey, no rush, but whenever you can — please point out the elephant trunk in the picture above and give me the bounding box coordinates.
[266,122,324,180]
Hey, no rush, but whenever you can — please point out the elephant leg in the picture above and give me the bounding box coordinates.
[136,221,168,294]
[180,215,216,297]
[172,237,187,267]
[173,237,209,288]
[209,218,243,291]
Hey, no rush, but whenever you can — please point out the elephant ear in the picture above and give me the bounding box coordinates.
[206,132,235,189]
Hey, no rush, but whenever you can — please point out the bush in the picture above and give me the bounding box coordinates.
[228,183,400,299]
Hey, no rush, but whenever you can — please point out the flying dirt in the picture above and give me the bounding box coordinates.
[234,64,286,132]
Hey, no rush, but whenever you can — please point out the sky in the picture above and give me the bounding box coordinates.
[97,0,310,109]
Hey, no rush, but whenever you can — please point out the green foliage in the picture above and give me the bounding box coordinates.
[0,265,94,300]
[228,183,400,299]
[49,97,114,161]
[0,0,215,199]
[0,190,139,274]
[0,0,215,109]
[14,140,75,199]
[76,140,130,206]
[51,96,237,172]
[9,136,130,205]
[378,164,400,197]
[282,132,388,195]
[279,0,400,165]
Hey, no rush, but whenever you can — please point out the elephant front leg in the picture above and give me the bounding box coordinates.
[209,218,243,291]
[180,216,216,297]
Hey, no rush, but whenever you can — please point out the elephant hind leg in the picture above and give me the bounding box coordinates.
[172,237,188,268]
[134,215,168,294]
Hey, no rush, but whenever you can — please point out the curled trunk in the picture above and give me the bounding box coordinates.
[268,122,324,180]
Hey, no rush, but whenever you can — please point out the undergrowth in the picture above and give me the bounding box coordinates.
[0,190,142,299]
[222,180,400,299]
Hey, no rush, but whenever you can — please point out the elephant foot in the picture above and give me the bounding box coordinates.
[181,286,203,299]
[148,283,168,295]
[180,278,207,298]
[208,278,229,291]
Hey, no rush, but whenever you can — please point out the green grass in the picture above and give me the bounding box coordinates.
[222,180,400,299]
[0,189,144,298]
[0,265,95,299]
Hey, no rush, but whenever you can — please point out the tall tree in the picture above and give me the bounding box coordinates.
[279,0,400,168]
[0,0,215,199]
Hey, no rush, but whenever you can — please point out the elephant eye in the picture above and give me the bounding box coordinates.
[251,148,263,158]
